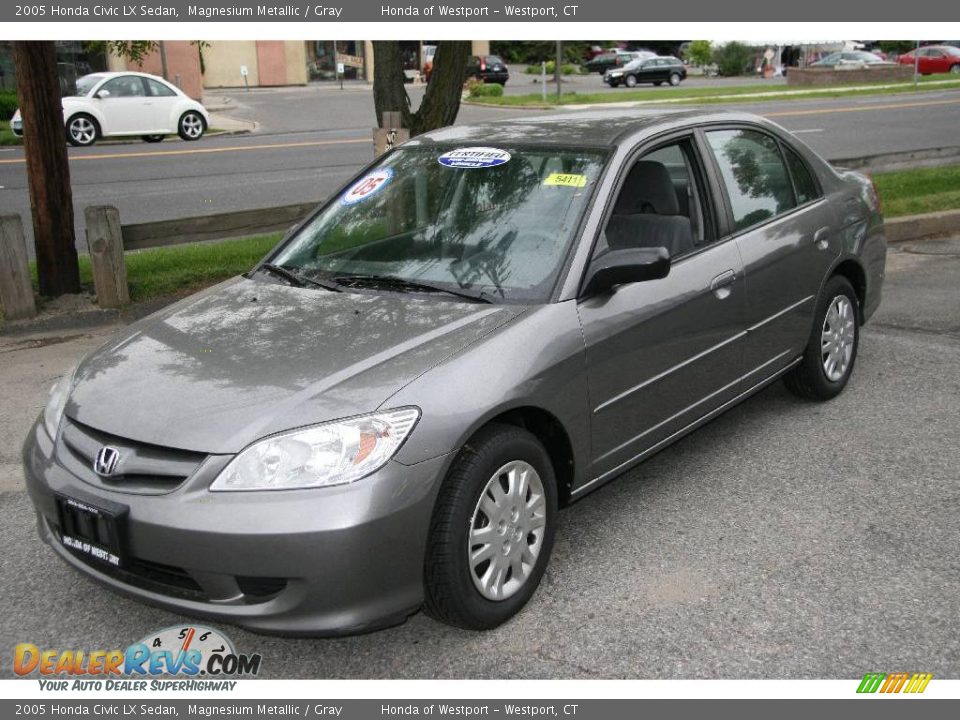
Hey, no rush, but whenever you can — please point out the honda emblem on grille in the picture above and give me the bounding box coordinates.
[93,446,121,477]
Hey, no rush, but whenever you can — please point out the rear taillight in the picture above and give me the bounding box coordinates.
[480,59,486,71]
[867,176,882,214]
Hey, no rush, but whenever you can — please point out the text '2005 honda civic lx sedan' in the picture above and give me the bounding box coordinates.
[23,110,886,635]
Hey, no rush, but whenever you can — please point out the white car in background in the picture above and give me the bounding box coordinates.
[10,71,209,147]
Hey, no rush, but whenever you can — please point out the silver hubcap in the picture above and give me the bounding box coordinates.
[821,295,855,382]
[70,117,95,144]
[952,65,960,74]
[670,74,680,85]
[182,114,203,138]
[468,460,547,601]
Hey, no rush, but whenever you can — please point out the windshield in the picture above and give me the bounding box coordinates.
[73,74,104,97]
[271,145,609,303]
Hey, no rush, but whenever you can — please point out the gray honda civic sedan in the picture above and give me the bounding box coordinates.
[23,110,885,635]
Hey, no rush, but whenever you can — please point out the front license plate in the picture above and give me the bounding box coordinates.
[55,493,127,568]
[12,120,21,131]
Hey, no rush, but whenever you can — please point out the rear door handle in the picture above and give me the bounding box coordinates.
[813,226,830,250]
[710,269,736,299]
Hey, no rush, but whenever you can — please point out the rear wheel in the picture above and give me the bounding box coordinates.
[65,114,98,147]
[784,275,859,401]
[669,72,682,86]
[950,64,960,74]
[177,111,205,141]
[141,134,165,143]
[423,424,558,630]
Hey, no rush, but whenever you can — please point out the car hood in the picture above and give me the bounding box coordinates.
[66,277,525,454]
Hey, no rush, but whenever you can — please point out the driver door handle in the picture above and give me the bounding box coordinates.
[710,269,736,299]
[813,226,831,249]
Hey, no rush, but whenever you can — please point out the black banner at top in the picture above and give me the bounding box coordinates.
[3,0,960,23]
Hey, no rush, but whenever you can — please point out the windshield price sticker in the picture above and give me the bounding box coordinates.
[438,147,511,169]
[544,173,588,188]
[341,168,394,205]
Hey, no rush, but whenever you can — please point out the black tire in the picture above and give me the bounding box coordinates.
[65,113,99,147]
[669,72,682,86]
[625,74,638,88]
[784,275,860,401]
[141,134,165,143]
[423,424,558,630]
[177,111,206,141]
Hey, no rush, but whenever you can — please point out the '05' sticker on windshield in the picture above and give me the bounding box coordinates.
[438,147,511,169]
[544,172,588,188]
[341,168,394,205]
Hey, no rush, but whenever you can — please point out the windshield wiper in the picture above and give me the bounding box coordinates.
[258,263,341,292]
[332,274,494,304]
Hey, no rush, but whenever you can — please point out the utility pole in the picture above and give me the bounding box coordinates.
[12,41,80,297]
[159,41,169,81]
[913,39,920,85]
[555,41,562,104]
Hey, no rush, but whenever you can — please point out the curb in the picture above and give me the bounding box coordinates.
[885,209,960,244]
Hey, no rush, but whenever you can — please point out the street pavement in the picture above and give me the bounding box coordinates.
[1,84,960,255]
[0,238,958,678]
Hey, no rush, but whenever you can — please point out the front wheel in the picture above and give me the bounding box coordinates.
[784,275,859,401]
[625,74,638,88]
[423,424,558,630]
[669,72,682,86]
[66,114,98,147]
[178,111,206,141]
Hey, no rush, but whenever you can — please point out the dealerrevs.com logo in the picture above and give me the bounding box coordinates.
[14,625,262,691]
[856,672,933,694]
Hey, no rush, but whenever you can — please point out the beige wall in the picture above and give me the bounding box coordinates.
[202,41,259,88]
[284,42,307,85]
[471,41,490,56]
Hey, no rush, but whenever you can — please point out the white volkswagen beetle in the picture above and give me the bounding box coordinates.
[10,71,210,147]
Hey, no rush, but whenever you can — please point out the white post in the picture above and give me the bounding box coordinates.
[541,61,547,103]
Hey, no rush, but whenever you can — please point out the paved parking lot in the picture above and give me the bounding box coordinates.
[1,239,958,678]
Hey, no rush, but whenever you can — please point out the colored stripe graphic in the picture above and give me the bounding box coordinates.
[857,672,932,694]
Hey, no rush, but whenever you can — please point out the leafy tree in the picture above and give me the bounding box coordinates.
[372,41,471,137]
[713,41,754,77]
[686,40,713,67]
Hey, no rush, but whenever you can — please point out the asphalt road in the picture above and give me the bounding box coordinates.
[1,85,960,256]
[0,237,958,678]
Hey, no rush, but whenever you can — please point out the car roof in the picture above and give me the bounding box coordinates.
[408,109,762,148]
[80,71,170,82]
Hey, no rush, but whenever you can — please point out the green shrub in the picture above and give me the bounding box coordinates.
[713,42,754,77]
[0,91,19,118]
[524,61,582,75]
[469,83,504,98]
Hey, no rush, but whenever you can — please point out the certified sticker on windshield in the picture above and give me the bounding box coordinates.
[341,168,394,205]
[544,173,588,188]
[438,147,511,169]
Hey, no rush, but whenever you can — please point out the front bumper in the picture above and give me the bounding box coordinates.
[23,418,452,636]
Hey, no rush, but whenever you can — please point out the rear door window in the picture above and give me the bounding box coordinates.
[782,146,821,205]
[705,128,797,232]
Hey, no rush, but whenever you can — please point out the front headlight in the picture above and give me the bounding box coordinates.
[210,407,421,491]
[43,368,76,440]
[609,71,623,77]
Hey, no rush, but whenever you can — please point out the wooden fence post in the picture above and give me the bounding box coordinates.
[85,205,129,308]
[0,214,37,321]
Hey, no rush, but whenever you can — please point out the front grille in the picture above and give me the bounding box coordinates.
[58,418,207,494]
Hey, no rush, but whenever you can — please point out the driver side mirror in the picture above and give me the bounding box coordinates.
[582,247,670,297]
[95,89,110,99]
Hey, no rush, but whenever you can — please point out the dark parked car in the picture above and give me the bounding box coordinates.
[465,55,509,84]
[584,50,634,74]
[605,56,688,87]
[24,110,885,635]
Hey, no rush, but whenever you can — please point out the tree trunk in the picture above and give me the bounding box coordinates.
[373,41,471,137]
[13,41,80,297]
